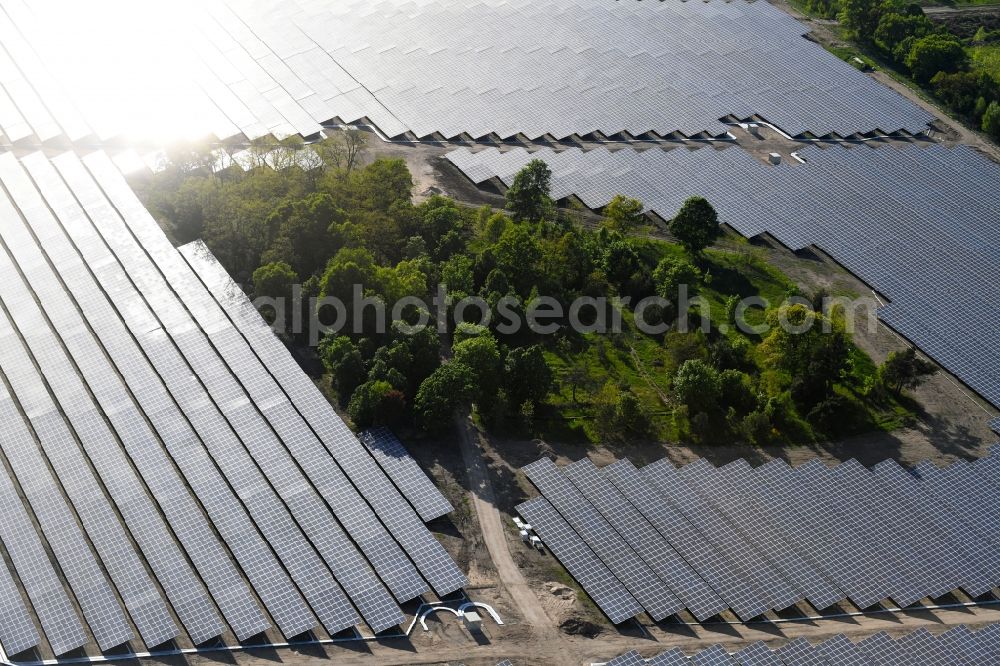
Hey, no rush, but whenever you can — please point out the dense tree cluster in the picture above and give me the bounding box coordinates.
[836,0,999,139]
[141,145,910,444]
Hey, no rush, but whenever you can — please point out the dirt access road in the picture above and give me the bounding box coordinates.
[456,416,569,661]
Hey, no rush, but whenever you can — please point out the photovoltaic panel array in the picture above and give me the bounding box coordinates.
[0,0,931,145]
[0,150,464,658]
[517,452,1000,625]
[447,143,1000,412]
[358,427,455,522]
[605,623,1000,664]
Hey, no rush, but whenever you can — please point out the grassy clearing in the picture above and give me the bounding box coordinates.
[971,43,1000,79]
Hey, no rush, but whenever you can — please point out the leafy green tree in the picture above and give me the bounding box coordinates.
[482,213,509,243]
[839,0,882,39]
[453,334,502,402]
[601,239,640,286]
[874,12,933,60]
[983,101,1000,140]
[906,34,968,83]
[262,193,343,278]
[668,196,721,257]
[760,304,850,403]
[932,71,998,119]
[416,195,466,253]
[348,380,401,427]
[493,225,543,296]
[504,345,554,406]
[601,195,645,232]
[505,159,555,222]
[252,261,298,330]
[396,324,442,391]
[253,261,298,303]
[414,362,476,430]
[593,382,652,438]
[673,359,722,416]
[319,336,366,403]
[652,255,702,300]
[719,369,758,417]
[878,347,937,395]
[440,255,475,295]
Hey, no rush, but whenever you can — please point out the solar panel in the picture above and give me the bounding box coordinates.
[871,459,999,597]
[21,153,278,642]
[896,627,951,666]
[0,559,38,657]
[522,458,682,621]
[642,459,801,613]
[679,459,839,611]
[563,458,726,621]
[606,650,645,666]
[758,460,885,609]
[936,625,979,666]
[815,634,873,666]
[690,645,736,666]
[829,460,943,604]
[0,0,933,144]
[0,461,79,656]
[733,642,783,666]
[648,647,691,666]
[775,637,830,666]
[516,497,642,624]
[175,237,467,599]
[359,427,454,522]
[602,459,766,621]
[0,153,229,647]
[48,152,322,640]
[856,631,912,666]
[714,461,844,611]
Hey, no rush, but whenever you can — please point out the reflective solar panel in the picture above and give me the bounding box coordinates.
[359,427,454,522]
[733,641,783,666]
[516,497,642,624]
[0,0,932,144]
[607,650,645,666]
[523,458,682,621]
[815,634,873,666]
[176,237,467,599]
[691,645,736,666]
[0,149,469,653]
[856,631,912,666]
[775,637,830,666]
[563,458,726,621]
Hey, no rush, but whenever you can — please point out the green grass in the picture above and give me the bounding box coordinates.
[971,43,1000,80]
[536,241,803,445]
[826,45,879,71]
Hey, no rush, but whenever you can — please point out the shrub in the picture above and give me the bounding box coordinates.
[906,34,968,83]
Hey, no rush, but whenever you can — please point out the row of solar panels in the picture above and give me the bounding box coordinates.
[445,143,1000,412]
[0,0,932,145]
[0,150,464,659]
[606,624,1000,666]
[517,453,1000,625]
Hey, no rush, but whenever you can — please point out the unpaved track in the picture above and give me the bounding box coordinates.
[456,416,570,660]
